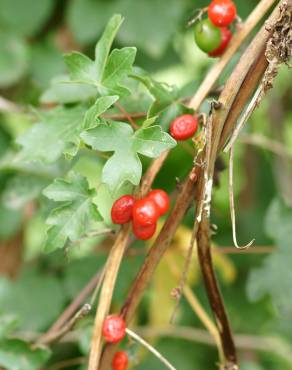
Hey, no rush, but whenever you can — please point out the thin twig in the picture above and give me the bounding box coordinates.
[38,304,91,346]
[40,270,102,341]
[228,145,255,249]
[126,328,177,370]
[114,101,139,129]
[166,255,223,360]
[47,357,86,370]
[90,265,107,306]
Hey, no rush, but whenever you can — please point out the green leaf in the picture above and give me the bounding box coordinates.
[17,106,86,163]
[41,75,97,104]
[83,95,119,129]
[95,14,124,81]
[30,39,65,88]
[0,339,50,370]
[64,52,97,85]
[0,314,18,339]
[0,0,54,37]
[101,47,136,95]
[64,15,136,96]
[0,33,29,88]
[247,198,292,316]
[81,121,176,191]
[132,73,193,130]
[0,270,65,331]
[2,174,49,209]
[43,172,102,252]
[133,126,176,157]
[132,73,177,116]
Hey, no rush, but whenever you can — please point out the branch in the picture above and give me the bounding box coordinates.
[88,224,131,369]
[88,151,168,369]
[37,304,91,346]
[194,1,288,368]
[40,269,102,340]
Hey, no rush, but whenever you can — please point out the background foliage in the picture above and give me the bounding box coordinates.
[0,0,291,369]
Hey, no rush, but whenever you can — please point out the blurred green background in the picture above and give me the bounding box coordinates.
[0,0,292,369]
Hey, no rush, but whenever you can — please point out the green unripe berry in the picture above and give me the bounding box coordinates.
[194,19,221,53]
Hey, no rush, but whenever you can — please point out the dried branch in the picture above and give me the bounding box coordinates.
[88,224,131,369]
[88,151,168,369]
[194,2,289,368]
[40,269,102,341]
[37,304,91,346]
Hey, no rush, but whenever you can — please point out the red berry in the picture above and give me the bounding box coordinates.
[170,114,198,141]
[147,189,170,216]
[111,195,135,224]
[112,351,128,370]
[132,219,157,240]
[102,315,126,343]
[208,0,237,27]
[208,27,232,57]
[132,198,160,226]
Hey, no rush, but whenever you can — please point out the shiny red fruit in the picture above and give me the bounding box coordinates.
[208,0,237,27]
[208,27,232,57]
[147,189,170,216]
[111,195,135,224]
[170,114,198,141]
[132,219,157,240]
[112,351,129,370]
[102,315,126,343]
[132,198,160,226]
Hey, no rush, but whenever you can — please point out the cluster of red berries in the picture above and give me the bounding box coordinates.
[111,189,170,240]
[102,315,128,370]
[169,114,199,141]
[194,0,237,57]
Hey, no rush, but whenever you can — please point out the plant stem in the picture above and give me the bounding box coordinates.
[126,328,177,370]
[88,224,131,370]
[88,151,169,369]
